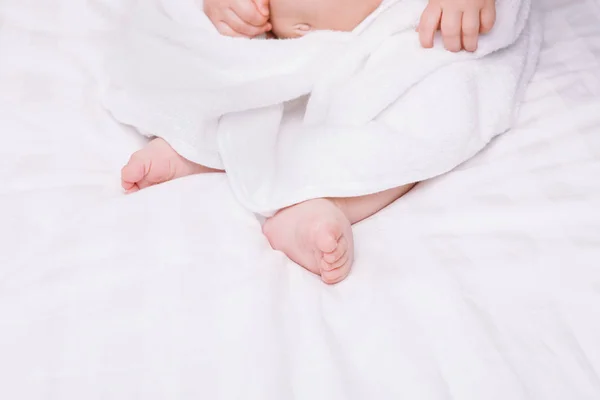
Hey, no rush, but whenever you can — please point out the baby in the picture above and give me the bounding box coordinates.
[122,0,497,284]
[204,0,496,50]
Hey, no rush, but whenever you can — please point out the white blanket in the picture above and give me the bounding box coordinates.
[102,0,542,216]
[1,0,600,398]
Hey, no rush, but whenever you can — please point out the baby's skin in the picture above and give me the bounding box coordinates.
[201,0,382,39]
[122,0,414,284]
[204,0,496,50]
[268,0,383,38]
[122,138,414,284]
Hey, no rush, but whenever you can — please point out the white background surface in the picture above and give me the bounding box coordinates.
[1,0,599,399]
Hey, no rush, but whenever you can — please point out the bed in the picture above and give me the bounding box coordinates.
[1,0,599,398]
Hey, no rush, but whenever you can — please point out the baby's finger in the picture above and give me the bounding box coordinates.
[253,0,270,17]
[461,11,480,52]
[418,4,442,48]
[480,5,496,34]
[441,10,463,52]
[224,8,271,37]
[232,0,269,26]
[215,21,245,37]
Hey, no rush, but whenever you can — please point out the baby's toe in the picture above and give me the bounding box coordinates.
[121,155,146,187]
[322,250,349,272]
[122,182,140,193]
[121,173,140,193]
[320,263,351,285]
[121,173,135,191]
[315,223,342,254]
[320,234,353,284]
[323,236,348,264]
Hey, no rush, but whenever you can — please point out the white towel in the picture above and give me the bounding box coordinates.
[101,0,543,216]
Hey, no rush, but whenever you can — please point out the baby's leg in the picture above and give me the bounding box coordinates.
[334,184,416,225]
[262,184,415,284]
[121,138,222,193]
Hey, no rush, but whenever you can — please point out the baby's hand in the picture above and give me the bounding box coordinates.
[418,0,496,52]
[204,0,272,38]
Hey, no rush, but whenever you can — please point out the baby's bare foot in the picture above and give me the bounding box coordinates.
[263,199,354,284]
[121,138,218,193]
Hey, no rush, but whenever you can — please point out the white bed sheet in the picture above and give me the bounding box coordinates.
[0,0,599,399]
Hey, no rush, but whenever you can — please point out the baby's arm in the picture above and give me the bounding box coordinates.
[418,0,496,52]
[204,0,271,37]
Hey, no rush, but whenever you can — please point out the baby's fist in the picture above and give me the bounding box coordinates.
[204,0,271,38]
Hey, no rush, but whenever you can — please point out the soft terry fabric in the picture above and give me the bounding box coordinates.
[102,0,542,215]
[1,0,600,398]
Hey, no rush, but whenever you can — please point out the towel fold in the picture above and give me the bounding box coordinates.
[102,0,543,216]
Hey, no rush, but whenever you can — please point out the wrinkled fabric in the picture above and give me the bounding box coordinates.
[102,0,542,216]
